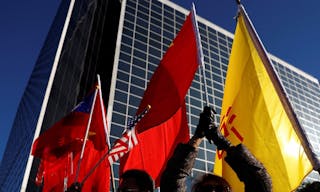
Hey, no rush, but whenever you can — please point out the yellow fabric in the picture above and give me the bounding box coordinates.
[213,15,312,192]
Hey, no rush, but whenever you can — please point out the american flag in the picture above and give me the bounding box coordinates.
[108,105,151,164]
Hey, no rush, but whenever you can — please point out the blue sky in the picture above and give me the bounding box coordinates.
[0,0,319,162]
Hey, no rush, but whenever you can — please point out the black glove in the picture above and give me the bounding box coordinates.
[194,106,215,138]
[206,122,231,150]
[195,106,231,150]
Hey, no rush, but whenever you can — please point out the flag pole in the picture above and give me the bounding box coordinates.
[97,74,111,148]
[74,86,99,183]
[238,3,320,173]
[97,74,116,192]
[191,4,210,106]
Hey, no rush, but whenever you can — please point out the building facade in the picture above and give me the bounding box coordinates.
[1,0,319,191]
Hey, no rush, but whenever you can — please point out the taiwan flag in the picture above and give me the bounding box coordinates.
[32,85,109,161]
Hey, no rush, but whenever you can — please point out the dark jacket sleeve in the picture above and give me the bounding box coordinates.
[225,144,272,192]
[160,143,197,192]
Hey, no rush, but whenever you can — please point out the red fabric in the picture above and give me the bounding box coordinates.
[119,11,199,187]
[135,13,198,133]
[32,112,88,161]
[120,105,189,186]
[71,141,110,192]
[42,155,70,192]
[89,90,108,150]
[32,89,108,160]
[42,141,110,192]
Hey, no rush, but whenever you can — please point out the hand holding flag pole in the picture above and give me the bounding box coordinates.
[191,4,220,130]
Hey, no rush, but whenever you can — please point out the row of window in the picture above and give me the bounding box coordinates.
[274,61,320,93]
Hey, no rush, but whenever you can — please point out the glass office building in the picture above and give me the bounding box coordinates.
[1,0,319,191]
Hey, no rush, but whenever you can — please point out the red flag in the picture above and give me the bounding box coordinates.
[88,87,109,150]
[71,141,110,192]
[134,10,199,134]
[41,154,72,192]
[120,9,200,187]
[120,104,189,185]
[32,86,108,160]
[42,141,110,192]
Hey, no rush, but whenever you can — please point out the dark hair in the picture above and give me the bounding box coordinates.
[192,174,232,192]
[120,169,154,191]
[297,181,320,192]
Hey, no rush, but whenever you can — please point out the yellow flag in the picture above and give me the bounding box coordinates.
[213,7,313,192]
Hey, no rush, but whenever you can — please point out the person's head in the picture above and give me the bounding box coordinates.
[297,181,320,192]
[118,169,154,192]
[192,174,232,192]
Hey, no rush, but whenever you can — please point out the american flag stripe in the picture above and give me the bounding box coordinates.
[109,147,127,154]
[130,129,138,146]
[108,129,138,164]
[108,155,118,164]
[107,105,150,164]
